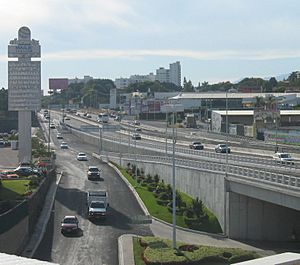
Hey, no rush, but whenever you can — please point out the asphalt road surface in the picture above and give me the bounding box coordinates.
[34,117,152,265]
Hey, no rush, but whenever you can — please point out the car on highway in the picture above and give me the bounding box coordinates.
[61,215,79,234]
[114,116,120,121]
[77,152,88,161]
[189,141,204,150]
[65,116,70,120]
[60,142,68,149]
[87,166,101,180]
[56,133,63,139]
[273,152,295,165]
[133,120,140,126]
[135,127,142,132]
[50,123,56,129]
[215,143,231,153]
[132,133,141,140]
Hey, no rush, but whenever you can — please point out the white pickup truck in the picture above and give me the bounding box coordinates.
[273,152,295,165]
[87,190,109,219]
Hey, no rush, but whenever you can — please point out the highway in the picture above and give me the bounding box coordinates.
[34,113,152,265]
[53,111,300,176]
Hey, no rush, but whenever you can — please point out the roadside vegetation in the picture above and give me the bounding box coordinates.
[116,163,222,233]
[133,236,261,265]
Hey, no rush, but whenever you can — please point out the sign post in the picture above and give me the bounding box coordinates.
[8,27,41,163]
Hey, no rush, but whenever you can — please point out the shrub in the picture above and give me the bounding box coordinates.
[136,168,141,177]
[29,176,41,189]
[157,192,171,201]
[154,174,160,183]
[147,184,156,192]
[156,199,169,206]
[145,174,153,183]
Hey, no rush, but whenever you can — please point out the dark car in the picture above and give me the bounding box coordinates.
[61,215,79,234]
[215,144,231,153]
[189,141,204,150]
[87,166,101,180]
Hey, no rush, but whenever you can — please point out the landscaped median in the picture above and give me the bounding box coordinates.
[133,236,261,265]
[114,162,222,234]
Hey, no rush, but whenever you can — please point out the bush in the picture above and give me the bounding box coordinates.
[154,174,160,183]
[29,176,41,189]
[147,184,156,192]
[145,174,153,183]
[157,192,171,201]
[156,199,170,206]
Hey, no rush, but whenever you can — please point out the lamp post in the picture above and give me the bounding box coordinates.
[48,109,51,155]
[98,124,103,155]
[165,111,168,155]
[171,110,176,249]
[119,115,122,165]
[225,91,229,173]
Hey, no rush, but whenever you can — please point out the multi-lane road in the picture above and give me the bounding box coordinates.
[34,113,152,265]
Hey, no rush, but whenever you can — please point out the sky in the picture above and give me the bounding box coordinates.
[1,0,300,93]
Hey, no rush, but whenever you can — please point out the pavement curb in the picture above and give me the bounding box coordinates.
[93,153,150,216]
[118,234,137,265]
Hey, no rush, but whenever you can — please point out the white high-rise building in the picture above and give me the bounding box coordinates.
[170,61,181,87]
[156,67,170,83]
[155,61,181,86]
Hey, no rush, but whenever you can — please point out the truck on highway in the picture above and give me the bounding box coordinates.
[185,114,197,128]
[87,190,109,219]
[98,113,109,123]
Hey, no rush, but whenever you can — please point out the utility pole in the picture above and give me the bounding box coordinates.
[172,110,176,249]
[48,109,51,155]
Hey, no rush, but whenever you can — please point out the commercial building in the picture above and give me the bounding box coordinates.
[114,73,156,89]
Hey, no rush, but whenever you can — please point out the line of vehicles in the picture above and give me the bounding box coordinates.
[61,162,109,234]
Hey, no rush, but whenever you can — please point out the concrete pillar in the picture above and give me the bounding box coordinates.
[18,110,31,163]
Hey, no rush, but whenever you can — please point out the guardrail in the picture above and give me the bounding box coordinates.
[94,131,300,174]
[101,151,300,190]
[61,118,300,175]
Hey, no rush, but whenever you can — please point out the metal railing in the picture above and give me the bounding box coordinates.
[101,151,300,190]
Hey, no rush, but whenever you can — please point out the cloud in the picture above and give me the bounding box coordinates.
[41,48,300,61]
[0,0,136,33]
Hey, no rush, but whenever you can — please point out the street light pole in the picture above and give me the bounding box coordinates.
[165,111,168,155]
[225,91,229,172]
[98,125,103,155]
[172,110,176,249]
[119,117,122,165]
[48,109,51,155]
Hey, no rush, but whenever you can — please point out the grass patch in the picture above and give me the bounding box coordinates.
[117,164,222,233]
[133,237,146,265]
[0,180,32,200]
[134,236,261,264]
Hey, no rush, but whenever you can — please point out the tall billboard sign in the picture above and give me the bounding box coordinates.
[8,26,41,111]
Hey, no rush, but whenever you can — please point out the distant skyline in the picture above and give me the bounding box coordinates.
[1,0,300,92]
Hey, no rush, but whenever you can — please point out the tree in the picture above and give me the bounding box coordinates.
[183,78,194,92]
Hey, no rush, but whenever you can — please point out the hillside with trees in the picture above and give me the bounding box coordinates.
[41,71,300,109]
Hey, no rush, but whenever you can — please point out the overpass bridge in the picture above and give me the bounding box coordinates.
[45,114,300,241]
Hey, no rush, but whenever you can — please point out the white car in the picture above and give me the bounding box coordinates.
[60,142,68,149]
[77,152,88,161]
[273,152,294,165]
[57,133,63,139]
